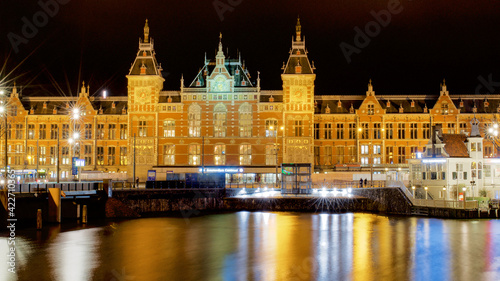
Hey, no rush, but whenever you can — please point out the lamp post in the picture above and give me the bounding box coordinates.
[443,186,447,200]
[424,186,428,200]
[462,187,467,209]
[412,186,416,198]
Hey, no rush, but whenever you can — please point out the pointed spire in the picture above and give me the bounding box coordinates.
[180,74,184,90]
[296,16,302,41]
[216,33,226,66]
[366,79,375,96]
[80,81,87,97]
[257,71,261,89]
[144,19,150,43]
[12,81,18,97]
[440,78,449,96]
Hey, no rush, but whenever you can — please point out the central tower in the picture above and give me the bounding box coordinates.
[281,17,316,165]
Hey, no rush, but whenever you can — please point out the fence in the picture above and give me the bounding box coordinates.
[6,182,99,193]
[412,198,479,209]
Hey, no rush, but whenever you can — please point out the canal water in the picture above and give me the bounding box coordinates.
[2,212,500,281]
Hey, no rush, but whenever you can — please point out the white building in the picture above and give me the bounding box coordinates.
[409,119,500,199]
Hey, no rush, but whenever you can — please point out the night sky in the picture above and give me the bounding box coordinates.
[1,0,500,97]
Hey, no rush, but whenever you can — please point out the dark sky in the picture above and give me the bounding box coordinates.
[1,0,500,97]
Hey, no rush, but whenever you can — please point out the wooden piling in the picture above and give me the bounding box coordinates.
[37,209,42,230]
[82,205,87,224]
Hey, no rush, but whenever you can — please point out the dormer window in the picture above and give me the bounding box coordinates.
[140,64,147,75]
[441,104,448,115]
[269,96,274,102]
[235,69,239,75]
[30,107,34,114]
[424,105,428,113]
[386,100,391,108]
[399,104,404,113]
[485,100,489,108]
[99,107,103,114]
[325,105,331,114]
[112,102,116,109]
[349,104,354,114]
[296,50,301,55]
[167,96,172,103]
[241,80,246,86]
[196,80,201,87]
[295,64,302,74]
[368,104,374,115]
[142,51,147,57]
[473,105,477,113]
[411,100,415,108]
[66,103,70,109]
[122,107,126,115]
[460,100,464,107]
[338,100,342,108]
[43,102,47,109]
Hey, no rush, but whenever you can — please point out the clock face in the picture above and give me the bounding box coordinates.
[136,88,148,104]
[291,86,307,103]
[212,75,229,92]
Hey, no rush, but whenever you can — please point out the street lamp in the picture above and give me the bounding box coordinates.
[424,186,428,200]
[443,187,447,200]
[485,121,500,156]
[412,186,416,198]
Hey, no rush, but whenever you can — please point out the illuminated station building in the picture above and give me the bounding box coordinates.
[2,19,499,187]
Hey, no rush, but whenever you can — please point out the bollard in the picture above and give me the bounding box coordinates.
[37,209,42,230]
[82,205,87,224]
[77,204,81,219]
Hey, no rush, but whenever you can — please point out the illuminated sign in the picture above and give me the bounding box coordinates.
[75,159,86,167]
[199,167,243,173]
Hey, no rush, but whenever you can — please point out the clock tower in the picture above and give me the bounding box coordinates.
[126,20,165,182]
[281,17,316,166]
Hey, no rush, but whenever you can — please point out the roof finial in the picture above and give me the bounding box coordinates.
[218,32,223,52]
[144,19,150,43]
[296,16,302,41]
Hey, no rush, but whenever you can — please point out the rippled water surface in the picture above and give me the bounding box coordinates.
[2,212,500,281]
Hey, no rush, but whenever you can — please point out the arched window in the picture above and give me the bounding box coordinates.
[214,144,226,165]
[239,103,252,137]
[188,104,201,137]
[214,103,227,137]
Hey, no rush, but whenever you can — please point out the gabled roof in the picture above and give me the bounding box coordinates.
[442,134,469,157]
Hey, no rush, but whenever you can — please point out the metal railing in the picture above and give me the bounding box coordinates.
[413,199,479,209]
[6,182,99,193]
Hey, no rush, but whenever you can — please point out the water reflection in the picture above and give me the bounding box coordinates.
[2,213,500,281]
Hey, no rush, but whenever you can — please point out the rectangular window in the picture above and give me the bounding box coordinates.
[410,147,418,159]
[367,104,374,115]
[336,124,344,139]
[266,119,278,137]
[97,147,104,165]
[214,144,226,165]
[373,123,381,139]
[324,146,332,165]
[49,124,58,140]
[386,123,393,139]
[107,147,116,165]
[189,112,201,137]
[459,122,467,134]
[163,145,175,165]
[62,124,69,139]
[314,146,320,165]
[138,121,147,137]
[163,120,175,137]
[266,144,277,166]
[39,146,46,165]
[239,144,252,165]
[61,147,69,165]
[361,145,369,155]
[294,120,303,137]
[373,145,381,154]
[120,147,128,166]
[39,124,46,139]
[120,124,128,140]
[97,124,105,139]
[386,146,394,164]
[108,124,116,140]
[85,124,93,140]
[324,123,332,140]
[448,123,455,134]
[50,146,56,165]
[188,144,201,165]
[348,123,356,139]
[335,146,344,164]
[214,112,226,137]
[361,157,369,165]
[361,123,369,139]
[410,123,418,139]
[15,124,23,140]
[314,123,320,139]
[398,147,406,164]
[398,123,406,139]
[239,112,252,137]
[423,123,430,139]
